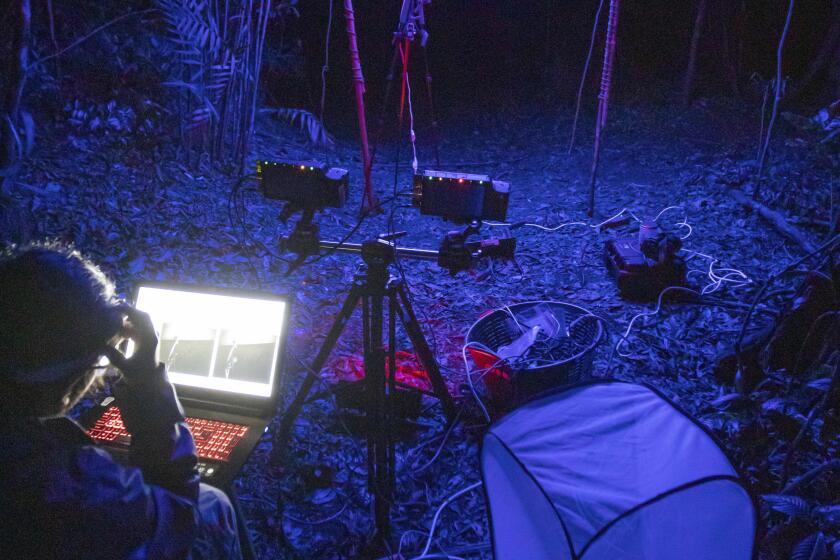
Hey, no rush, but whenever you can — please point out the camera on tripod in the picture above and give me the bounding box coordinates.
[256,157,516,275]
[412,170,510,224]
[256,159,348,209]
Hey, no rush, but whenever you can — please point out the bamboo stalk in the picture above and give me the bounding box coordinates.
[587,0,620,217]
[343,0,378,213]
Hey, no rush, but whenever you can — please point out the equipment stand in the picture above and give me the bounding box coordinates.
[374,38,441,168]
[275,236,456,539]
[372,0,441,169]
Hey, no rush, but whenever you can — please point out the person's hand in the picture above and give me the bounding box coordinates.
[103,305,161,382]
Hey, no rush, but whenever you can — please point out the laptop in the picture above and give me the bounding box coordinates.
[82,283,289,489]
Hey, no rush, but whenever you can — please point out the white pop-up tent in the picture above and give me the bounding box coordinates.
[481,381,757,560]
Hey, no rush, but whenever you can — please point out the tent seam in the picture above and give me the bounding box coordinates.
[577,474,745,558]
[484,431,580,560]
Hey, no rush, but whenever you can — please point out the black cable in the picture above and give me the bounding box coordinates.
[302,190,410,267]
[228,174,294,264]
[229,175,410,271]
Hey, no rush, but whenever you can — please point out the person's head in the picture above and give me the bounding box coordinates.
[0,242,124,418]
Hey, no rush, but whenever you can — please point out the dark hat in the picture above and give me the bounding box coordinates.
[0,244,124,384]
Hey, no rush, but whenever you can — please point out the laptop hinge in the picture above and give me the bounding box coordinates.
[180,397,271,419]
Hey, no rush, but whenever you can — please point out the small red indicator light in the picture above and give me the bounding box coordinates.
[458,178,465,183]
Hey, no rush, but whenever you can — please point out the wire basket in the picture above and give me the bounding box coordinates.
[466,301,603,409]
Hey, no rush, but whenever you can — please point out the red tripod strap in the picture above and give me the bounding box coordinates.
[398,39,411,122]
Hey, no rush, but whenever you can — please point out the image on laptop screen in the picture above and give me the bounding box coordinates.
[132,285,286,398]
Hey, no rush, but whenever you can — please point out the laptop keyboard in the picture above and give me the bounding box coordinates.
[88,406,249,462]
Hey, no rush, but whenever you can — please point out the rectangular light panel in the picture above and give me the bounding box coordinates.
[132,286,286,397]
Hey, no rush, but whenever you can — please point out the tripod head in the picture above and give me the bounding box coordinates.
[394,0,430,46]
[438,221,517,274]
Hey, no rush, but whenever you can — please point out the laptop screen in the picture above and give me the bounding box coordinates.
[131,285,287,398]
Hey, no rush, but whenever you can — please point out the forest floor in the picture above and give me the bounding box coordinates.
[8,95,839,559]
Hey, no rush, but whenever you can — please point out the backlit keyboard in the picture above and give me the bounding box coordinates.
[88,406,249,462]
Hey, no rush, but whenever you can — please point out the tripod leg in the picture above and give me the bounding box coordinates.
[364,290,391,538]
[420,45,441,168]
[371,46,401,166]
[395,287,457,422]
[387,291,397,494]
[273,286,362,454]
[362,293,375,488]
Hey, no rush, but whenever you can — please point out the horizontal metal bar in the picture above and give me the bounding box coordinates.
[318,240,439,261]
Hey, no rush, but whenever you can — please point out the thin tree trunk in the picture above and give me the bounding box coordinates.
[587,0,620,217]
[720,2,740,98]
[788,0,840,101]
[828,21,840,100]
[2,0,30,120]
[756,0,796,183]
[45,0,60,82]
[681,0,708,106]
[568,0,606,154]
[1,0,30,188]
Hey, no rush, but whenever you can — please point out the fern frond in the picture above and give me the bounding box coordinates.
[762,494,812,519]
[261,107,334,146]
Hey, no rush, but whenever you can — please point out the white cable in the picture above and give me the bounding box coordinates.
[676,218,693,240]
[487,204,697,234]
[397,529,427,558]
[652,205,683,222]
[405,59,419,174]
[318,0,334,125]
[502,305,526,333]
[414,481,484,559]
[482,220,588,232]
[685,251,752,295]
[591,207,640,228]
[615,286,701,357]
[462,342,494,423]
[484,207,640,232]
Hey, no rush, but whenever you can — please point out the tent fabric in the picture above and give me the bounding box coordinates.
[481,381,756,560]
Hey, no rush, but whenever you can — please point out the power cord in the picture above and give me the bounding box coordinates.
[484,206,641,232]
[411,481,484,560]
[228,174,294,265]
[318,0,334,127]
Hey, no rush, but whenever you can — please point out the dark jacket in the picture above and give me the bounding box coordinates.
[0,367,201,559]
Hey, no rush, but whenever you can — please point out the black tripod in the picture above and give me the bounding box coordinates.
[371,0,441,169]
[275,233,457,538]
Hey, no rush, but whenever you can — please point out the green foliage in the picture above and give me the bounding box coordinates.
[155,0,274,168]
[260,107,333,146]
[763,494,812,519]
[791,532,828,560]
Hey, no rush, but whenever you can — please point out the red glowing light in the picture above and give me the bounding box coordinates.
[328,352,436,391]
[458,178,465,183]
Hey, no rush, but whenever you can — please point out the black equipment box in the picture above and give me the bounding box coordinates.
[605,234,687,301]
[257,159,348,208]
[412,170,510,222]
